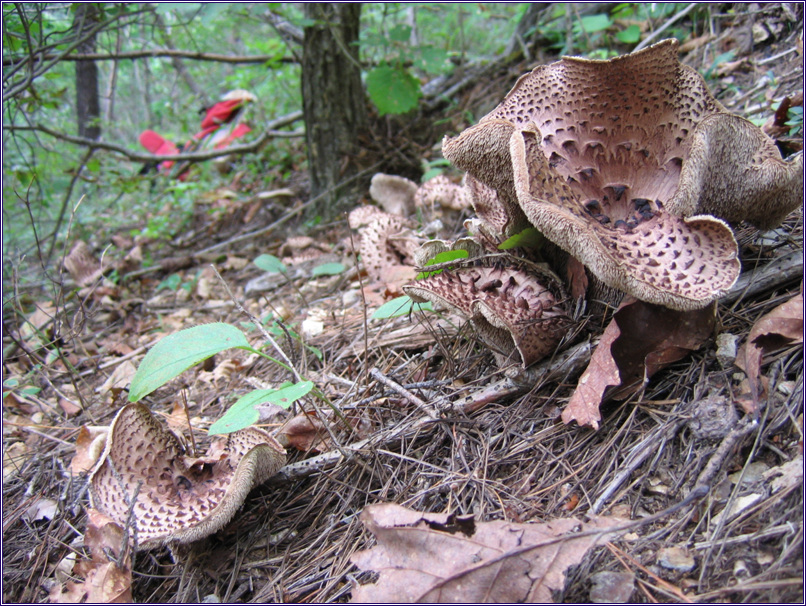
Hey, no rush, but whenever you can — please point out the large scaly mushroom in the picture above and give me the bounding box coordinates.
[89,404,286,550]
[442,39,802,311]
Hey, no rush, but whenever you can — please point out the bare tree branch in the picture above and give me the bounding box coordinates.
[4,111,304,164]
[2,48,297,66]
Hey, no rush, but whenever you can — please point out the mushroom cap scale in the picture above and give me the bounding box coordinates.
[89,403,286,550]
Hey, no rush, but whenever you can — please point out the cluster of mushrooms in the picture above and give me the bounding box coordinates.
[88,40,801,551]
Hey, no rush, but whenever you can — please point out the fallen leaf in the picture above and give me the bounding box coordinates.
[96,361,137,399]
[70,426,109,475]
[563,298,715,429]
[762,455,804,494]
[735,291,803,413]
[350,503,624,603]
[589,571,635,603]
[566,256,588,300]
[23,497,59,523]
[3,440,29,480]
[276,411,332,453]
[50,509,133,603]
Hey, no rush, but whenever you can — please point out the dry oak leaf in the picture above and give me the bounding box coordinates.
[275,410,332,453]
[50,509,132,603]
[350,503,624,603]
[444,39,802,310]
[735,290,803,411]
[89,403,286,550]
[563,297,715,429]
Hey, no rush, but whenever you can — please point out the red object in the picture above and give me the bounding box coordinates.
[195,99,247,140]
[214,123,251,149]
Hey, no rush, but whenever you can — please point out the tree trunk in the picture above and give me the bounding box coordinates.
[301,3,368,219]
[73,3,101,140]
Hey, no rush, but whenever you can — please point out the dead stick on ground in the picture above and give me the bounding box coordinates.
[369,367,439,419]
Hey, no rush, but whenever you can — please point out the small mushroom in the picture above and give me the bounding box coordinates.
[348,206,418,282]
[443,39,801,310]
[369,173,419,216]
[414,174,473,211]
[89,403,286,550]
[404,262,570,367]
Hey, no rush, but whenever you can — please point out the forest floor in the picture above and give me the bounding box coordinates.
[3,10,804,605]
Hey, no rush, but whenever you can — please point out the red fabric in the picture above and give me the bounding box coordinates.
[214,123,252,149]
[139,130,179,156]
[195,99,245,139]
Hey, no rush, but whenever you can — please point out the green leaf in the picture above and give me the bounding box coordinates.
[576,14,612,33]
[388,24,412,42]
[208,381,313,434]
[366,66,422,115]
[416,249,469,279]
[415,46,451,73]
[311,262,345,277]
[615,24,641,44]
[254,253,287,273]
[497,227,544,250]
[156,273,182,292]
[129,323,252,402]
[371,295,433,319]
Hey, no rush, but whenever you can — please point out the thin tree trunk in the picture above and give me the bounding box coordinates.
[73,3,101,140]
[301,3,368,219]
[153,12,210,108]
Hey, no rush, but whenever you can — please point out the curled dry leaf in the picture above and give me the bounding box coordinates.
[350,503,625,603]
[50,509,132,604]
[88,403,286,550]
[563,297,715,429]
[735,290,803,412]
[64,240,104,287]
[275,410,332,453]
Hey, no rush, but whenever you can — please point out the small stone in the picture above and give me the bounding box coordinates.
[590,571,635,603]
[715,333,739,368]
[658,546,696,573]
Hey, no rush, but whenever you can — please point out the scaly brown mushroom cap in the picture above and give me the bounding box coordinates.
[414,174,473,211]
[369,173,419,216]
[89,404,286,550]
[405,262,569,367]
[348,206,418,282]
[443,40,800,310]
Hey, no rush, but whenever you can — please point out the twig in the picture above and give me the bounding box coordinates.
[724,249,803,307]
[634,4,698,52]
[369,367,439,419]
[210,265,302,383]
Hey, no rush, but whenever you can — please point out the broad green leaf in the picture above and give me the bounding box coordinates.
[421,168,444,182]
[416,249,469,279]
[616,24,641,44]
[208,381,313,434]
[311,262,346,277]
[254,253,287,273]
[498,227,544,250]
[129,323,251,402]
[156,273,182,292]
[367,66,422,115]
[372,295,433,319]
[416,46,451,74]
[576,14,612,33]
[388,24,413,42]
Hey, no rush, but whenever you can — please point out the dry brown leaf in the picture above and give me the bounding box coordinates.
[96,361,137,399]
[563,298,715,429]
[350,503,624,603]
[735,291,803,412]
[49,509,132,603]
[275,411,332,453]
[70,425,110,475]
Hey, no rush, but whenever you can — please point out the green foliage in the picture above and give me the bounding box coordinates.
[311,262,346,277]
[372,295,433,319]
[415,249,469,279]
[498,227,544,251]
[366,65,422,115]
[787,106,803,137]
[254,254,287,274]
[208,381,313,434]
[129,323,252,401]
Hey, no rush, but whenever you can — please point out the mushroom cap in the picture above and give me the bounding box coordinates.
[89,404,286,550]
[405,262,569,367]
[348,206,417,282]
[414,175,473,211]
[369,173,419,216]
[441,39,795,310]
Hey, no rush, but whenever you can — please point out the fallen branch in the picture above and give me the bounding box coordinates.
[3,49,296,65]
